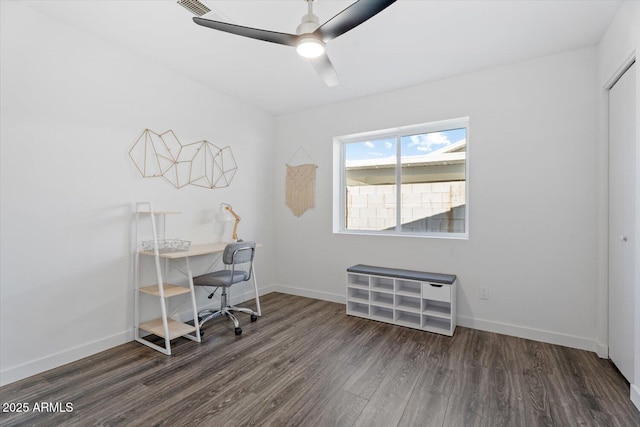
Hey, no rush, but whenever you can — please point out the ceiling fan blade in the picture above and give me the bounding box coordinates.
[309,53,339,87]
[314,0,397,43]
[193,17,299,47]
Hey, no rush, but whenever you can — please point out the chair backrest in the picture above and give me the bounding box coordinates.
[223,241,256,265]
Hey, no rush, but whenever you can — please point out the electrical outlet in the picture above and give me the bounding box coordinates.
[480,286,489,300]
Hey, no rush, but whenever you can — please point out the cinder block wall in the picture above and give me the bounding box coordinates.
[346,181,465,230]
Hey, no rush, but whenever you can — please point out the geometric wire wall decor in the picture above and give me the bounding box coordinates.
[128,129,237,189]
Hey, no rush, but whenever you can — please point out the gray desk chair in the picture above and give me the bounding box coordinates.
[194,241,261,336]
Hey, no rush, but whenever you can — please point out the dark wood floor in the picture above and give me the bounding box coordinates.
[1,292,639,426]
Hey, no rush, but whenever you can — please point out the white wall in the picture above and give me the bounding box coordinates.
[0,1,275,385]
[597,0,640,411]
[274,47,600,351]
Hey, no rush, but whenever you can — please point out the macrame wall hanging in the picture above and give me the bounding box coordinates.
[285,146,318,217]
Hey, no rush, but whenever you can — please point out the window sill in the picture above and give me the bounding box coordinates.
[334,230,469,240]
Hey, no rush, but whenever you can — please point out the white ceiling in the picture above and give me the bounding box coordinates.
[22,0,622,115]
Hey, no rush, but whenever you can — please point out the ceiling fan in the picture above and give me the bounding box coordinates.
[178,0,397,87]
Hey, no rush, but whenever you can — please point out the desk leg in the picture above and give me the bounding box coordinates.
[185,256,201,342]
[252,264,261,317]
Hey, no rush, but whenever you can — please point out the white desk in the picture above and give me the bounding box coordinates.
[136,243,229,354]
[136,242,260,354]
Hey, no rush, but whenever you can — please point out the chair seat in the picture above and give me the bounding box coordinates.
[193,269,250,287]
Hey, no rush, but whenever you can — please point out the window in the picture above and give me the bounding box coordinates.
[333,118,469,238]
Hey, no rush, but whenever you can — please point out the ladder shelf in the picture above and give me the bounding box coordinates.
[133,202,201,355]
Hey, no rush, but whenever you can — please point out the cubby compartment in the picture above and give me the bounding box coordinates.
[347,287,369,303]
[422,299,451,319]
[347,301,369,317]
[395,294,421,313]
[348,273,370,289]
[422,315,451,334]
[370,291,394,308]
[370,306,394,322]
[395,310,421,328]
[395,279,421,296]
[370,276,394,292]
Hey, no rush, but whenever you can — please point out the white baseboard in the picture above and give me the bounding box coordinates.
[595,342,609,359]
[0,330,132,387]
[270,287,601,354]
[631,383,640,412]
[272,283,344,304]
[456,315,599,353]
[1,285,276,387]
[233,284,276,305]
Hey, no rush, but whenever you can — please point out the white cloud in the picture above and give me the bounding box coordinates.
[384,141,393,149]
[409,132,451,152]
[364,141,375,148]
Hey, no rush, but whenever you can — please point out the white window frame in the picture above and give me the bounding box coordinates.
[333,117,470,239]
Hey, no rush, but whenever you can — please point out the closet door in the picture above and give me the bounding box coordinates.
[609,62,636,382]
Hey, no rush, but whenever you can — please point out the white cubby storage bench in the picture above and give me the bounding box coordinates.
[346,264,457,336]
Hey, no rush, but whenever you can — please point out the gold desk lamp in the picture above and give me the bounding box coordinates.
[221,203,241,242]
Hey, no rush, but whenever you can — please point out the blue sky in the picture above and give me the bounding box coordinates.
[345,128,466,161]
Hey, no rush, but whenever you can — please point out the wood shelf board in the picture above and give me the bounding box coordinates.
[139,242,228,259]
[139,242,263,259]
[347,283,369,290]
[139,284,191,297]
[139,318,196,340]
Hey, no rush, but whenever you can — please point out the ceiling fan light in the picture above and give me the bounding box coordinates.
[296,37,325,58]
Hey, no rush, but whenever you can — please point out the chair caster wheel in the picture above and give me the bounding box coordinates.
[235,327,242,336]
[251,315,258,322]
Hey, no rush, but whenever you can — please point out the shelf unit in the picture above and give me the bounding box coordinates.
[346,266,456,336]
[134,202,200,355]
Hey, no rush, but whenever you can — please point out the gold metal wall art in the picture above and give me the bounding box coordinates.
[129,129,237,189]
